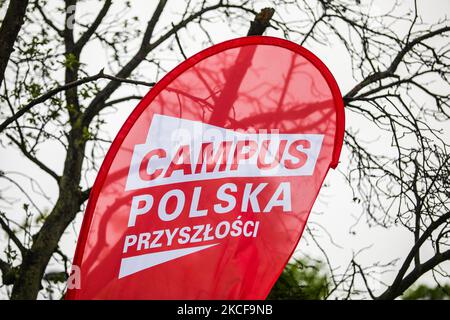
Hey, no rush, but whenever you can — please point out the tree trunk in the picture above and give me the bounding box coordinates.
[0,0,29,88]
[11,127,86,299]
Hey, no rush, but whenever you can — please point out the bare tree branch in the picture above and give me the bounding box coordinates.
[82,1,259,126]
[74,0,112,53]
[0,213,27,257]
[6,133,60,182]
[344,26,450,100]
[377,211,450,299]
[0,70,154,133]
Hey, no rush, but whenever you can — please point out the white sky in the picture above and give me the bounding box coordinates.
[1,0,449,299]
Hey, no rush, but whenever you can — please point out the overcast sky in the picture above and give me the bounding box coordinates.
[1,0,449,299]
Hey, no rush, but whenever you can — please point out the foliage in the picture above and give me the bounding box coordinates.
[268,258,329,300]
[402,284,450,300]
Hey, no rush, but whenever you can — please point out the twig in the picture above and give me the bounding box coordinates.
[0,70,155,133]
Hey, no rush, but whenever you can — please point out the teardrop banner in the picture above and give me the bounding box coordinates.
[66,36,345,299]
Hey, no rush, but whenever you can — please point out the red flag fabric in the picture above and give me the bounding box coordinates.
[66,36,345,300]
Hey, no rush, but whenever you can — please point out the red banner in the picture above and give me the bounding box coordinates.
[66,36,345,299]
